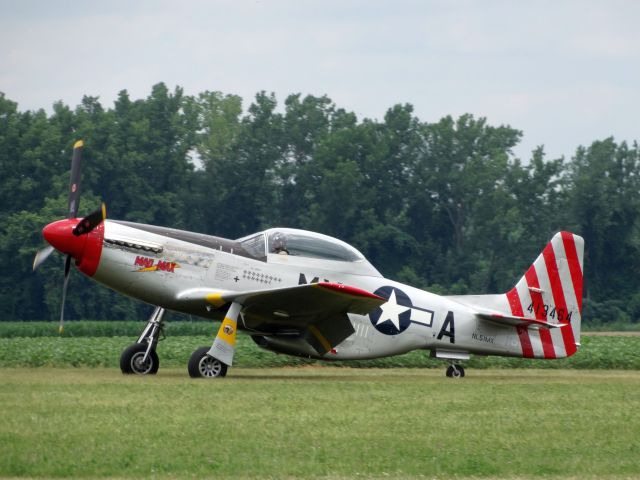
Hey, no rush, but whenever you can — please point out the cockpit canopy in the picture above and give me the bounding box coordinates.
[266,229,364,261]
[236,228,381,276]
[238,228,364,261]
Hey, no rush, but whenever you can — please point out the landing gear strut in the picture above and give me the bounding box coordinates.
[188,302,241,379]
[446,364,465,378]
[120,306,165,375]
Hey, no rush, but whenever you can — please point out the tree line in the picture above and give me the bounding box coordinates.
[0,83,638,325]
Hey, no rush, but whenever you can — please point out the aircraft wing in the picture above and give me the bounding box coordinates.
[227,282,383,316]
[176,282,385,354]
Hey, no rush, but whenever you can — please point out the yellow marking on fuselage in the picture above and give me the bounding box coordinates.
[136,266,158,272]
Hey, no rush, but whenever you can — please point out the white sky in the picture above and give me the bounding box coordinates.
[2,0,639,160]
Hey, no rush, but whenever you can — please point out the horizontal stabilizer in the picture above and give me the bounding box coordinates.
[477,311,568,329]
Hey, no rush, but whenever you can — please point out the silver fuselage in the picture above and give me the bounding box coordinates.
[91,220,528,362]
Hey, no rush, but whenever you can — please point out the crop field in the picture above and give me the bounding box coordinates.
[1,321,640,370]
[1,367,639,479]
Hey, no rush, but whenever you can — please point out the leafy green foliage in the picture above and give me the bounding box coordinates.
[0,329,638,369]
[0,320,213,338]
[1,85,639,325]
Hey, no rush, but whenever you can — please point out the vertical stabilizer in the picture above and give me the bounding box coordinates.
[505,232,584,358]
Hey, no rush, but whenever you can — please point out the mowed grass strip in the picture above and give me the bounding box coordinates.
[0,368,639,479]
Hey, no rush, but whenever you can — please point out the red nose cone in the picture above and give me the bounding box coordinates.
[42,219,87,259]
[42,218,105,277]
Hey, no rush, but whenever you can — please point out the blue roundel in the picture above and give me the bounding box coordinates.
[369,286,413,335]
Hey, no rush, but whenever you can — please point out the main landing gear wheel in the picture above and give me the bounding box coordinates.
[120,343,159,375]
[446,364,465,378]
[188,346,228,378]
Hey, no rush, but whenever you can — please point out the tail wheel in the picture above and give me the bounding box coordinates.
[188,346,228,378]
[446,364,465,378]
[120,343,159,375]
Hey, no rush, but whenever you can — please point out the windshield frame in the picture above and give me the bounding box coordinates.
[236,232,267,260]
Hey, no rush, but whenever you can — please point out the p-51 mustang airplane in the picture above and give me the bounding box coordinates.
[34,141,584,378]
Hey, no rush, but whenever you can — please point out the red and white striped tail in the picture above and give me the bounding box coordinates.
[506,232,584,359]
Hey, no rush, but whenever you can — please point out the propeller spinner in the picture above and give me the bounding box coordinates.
[33,140,106,333]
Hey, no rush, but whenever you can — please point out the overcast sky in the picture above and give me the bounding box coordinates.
[2,0,639,160]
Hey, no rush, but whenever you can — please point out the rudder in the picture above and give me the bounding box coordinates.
[506,232,584,359]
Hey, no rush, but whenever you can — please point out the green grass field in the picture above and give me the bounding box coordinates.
[1,367,639,479]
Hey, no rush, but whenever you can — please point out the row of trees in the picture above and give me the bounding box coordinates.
[1,84,638,325]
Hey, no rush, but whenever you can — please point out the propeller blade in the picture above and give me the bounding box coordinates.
[68,140,84,219]
[33,245,55,271]
[72,203,106,236]
[59,255,72,334]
